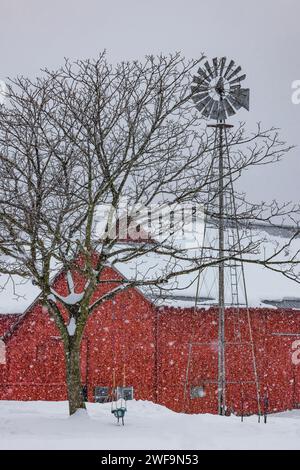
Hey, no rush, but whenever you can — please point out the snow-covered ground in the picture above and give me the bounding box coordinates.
[0,400,300,450]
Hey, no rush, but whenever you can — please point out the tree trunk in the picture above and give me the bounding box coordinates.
[65,341,86,416]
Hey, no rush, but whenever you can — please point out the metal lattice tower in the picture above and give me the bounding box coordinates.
[189,57,261,417]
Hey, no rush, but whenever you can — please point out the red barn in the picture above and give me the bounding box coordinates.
[0,227,300,416]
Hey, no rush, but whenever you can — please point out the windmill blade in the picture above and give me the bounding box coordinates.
[219,57,227,77]
[202,98,215,118]
[191,84,210,95]
[191,86,208,102]
[197,67,210,83]
[204,61,214,78]
[223,98,237,117]
[229,74,246,85]
[191,85,199,93]
[209,101,220,120]
[195,95,212,112]
[192,75,208,87]
[227,66,242,82]
[192,77,210,90]
[223,59,235,79]
[212,57,219,78]
[230,88,250,111]
[192,91,209,103]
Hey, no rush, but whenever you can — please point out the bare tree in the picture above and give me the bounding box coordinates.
[0,52,298,415]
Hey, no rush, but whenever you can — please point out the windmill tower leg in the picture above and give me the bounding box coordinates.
[218,123,226,416]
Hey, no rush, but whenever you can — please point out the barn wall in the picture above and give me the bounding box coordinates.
[0,303,67,401]
[157,306,300,415]
[1,271,300,416]
[83,288,157,403]
[0,267,157,404]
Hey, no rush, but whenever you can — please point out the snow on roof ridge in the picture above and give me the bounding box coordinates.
[1,224,300,338]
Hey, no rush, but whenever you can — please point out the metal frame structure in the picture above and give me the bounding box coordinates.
[190,57,261,417]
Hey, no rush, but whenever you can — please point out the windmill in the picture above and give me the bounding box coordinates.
[190,57,261,417]
[191,57,249,120]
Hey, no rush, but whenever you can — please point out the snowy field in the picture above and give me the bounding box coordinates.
[0,400,300,450]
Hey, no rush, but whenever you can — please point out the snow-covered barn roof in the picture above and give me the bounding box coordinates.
[0,224,299,316]
[114,225,300,309]
[0,276,40,315]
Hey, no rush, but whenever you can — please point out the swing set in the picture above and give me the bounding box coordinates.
[110,365,129,426]
[108,304,134,425]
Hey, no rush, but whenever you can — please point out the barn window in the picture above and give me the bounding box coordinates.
[190,385,206,399]
[94,386,110,403]
[116,386,134,401]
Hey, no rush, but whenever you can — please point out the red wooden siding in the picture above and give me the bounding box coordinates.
[1,268,300,416]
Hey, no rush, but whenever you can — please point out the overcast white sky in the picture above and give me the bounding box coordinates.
[0,0,299,203]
